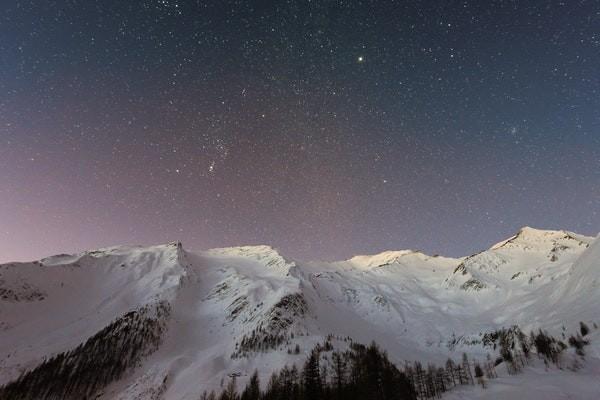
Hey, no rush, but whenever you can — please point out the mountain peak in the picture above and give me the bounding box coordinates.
[205,244,278,256]
[348,249,436,268]
[204,245,296,271]
[517,226,563,237]
[490,226,591,251]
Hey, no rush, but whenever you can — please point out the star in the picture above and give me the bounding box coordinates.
[1,0,597,264]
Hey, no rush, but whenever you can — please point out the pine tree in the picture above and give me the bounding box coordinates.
[413,361,427,397]
[445,359,456,387]
[580,322,590,337]
[221,377,238,400]
[264,372,281,400]
[568,334,589,357]
[331,352,346,400]
[303,350,322,400]
[290,364,301,400]
[364,342,385,400]
[484,354,497,379]
[461,353,474,385]
[474,363,485,388]
[241,371,260,400]
[435,367,447,395]
[517,329,531,361]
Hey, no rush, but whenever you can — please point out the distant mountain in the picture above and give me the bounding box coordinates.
[0,228,599,399]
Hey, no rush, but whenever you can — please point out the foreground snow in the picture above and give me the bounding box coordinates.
[0,227,598,399]
[446,353,600,400]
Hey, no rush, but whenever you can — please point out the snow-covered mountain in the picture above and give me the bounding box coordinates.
[0,227,599,399]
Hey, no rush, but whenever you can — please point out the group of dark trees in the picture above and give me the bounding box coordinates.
[205,341,416,400]
[403,352,499,398]
[1,304,593,400]
[210,321,594,400]
[232,294,308,359]
[568,322,591,357]
[206,341,493,400]
[482,325,531,374]
[0,301,171,400]
[482,322,592,373]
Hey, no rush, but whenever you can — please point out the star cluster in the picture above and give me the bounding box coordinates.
[1,0,598,262]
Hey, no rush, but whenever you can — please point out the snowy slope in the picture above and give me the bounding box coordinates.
[0,228,598,399]
[0,242,187,384]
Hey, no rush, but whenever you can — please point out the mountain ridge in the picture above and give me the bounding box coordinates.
[6,226,594,267]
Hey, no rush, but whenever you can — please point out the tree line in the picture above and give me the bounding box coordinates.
[232,294,308,359]
[0,301,171,400]
[204,341,416,400]
[206,322,593,400]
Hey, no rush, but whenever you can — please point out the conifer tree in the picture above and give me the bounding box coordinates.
[580,322,590,337]
[303,350,322,400]
[221,377,238,400]
[241,371,260,400]
[474,363,485,388]
[331,352,346,400]
[461,353,474,385]
[445,358,456,387]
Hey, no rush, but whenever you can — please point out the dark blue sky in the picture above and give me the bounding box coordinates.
[1,0,598,262]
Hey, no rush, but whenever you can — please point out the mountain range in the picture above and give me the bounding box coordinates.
[1,227,599,399]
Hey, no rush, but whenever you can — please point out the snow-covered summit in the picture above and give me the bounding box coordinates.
[347,249,442,269]
[490,226,592,251]
[203,244,296,273]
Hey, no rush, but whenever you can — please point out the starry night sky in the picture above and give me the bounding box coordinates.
[1,1,599,263]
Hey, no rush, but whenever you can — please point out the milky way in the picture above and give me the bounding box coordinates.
[1,1,599,262]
